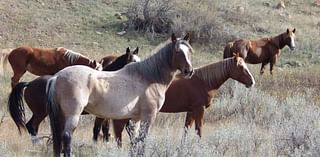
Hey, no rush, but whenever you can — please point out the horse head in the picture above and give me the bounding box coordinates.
[230,53,255,88]
[171,33,194,78]
[90,60,103,71]
[284,28,296,51]
[125,47,141,63]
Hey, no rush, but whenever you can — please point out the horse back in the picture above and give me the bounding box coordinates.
[24,75,52,114]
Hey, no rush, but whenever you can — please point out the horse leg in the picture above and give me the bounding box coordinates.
[27,113,47,144]
[63,115,80,157]
[113,119,129,148]
[26,116,39,144]
[93,117,104,142]
[184,112,195,134]
[127,120,140,143]
[260,62,268,75]
[194,106,205,138]
[101,119,110,142]
[131,113,156,156]
[270,56,277,75]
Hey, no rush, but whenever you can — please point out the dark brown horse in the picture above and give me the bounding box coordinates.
[7,47,140,144]
[223,28,296,75]
[99,54,255,147]
[2,46,102,87]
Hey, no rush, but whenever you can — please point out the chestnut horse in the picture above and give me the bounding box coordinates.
[46,33,193,157]
[7,47,140,144]
[101,54,255,147]
[223,28,296,75]
[1,46,102,87]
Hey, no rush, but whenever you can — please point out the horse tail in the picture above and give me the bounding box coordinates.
[0,50,10,74]
[46,76,62,156]
[223,42,234,59]
[7,82,29,134]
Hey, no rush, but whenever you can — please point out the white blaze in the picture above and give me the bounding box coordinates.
[133,54,141,62]
[241,61,255,86]
[179,44,192,65]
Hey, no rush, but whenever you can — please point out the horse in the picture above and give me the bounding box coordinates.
[93,47,140,142]
[1,46,102,87]
[223,28,296,75]
[99,47,140,70]
[46,33,194,157]
[100,53,256,147]
[7,47,140,144]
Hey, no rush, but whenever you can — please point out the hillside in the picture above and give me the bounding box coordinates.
[0,0,320,156]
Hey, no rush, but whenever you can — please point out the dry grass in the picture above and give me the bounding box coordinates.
[0,0,320,156]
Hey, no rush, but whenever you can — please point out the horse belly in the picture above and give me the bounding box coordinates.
[246,48,264,64]
[86,93,141,119]
[26,63,58,75]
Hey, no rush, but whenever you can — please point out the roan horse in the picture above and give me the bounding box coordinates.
[223,28,296,75]
[46,33,194,157]
[1,46,102,87]
[7,47,140,144]
[100,54,256,147]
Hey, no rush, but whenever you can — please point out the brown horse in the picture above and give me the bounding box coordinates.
[102,54,255,147]
[223,28,296,75]
[7,47,140,144]
[2,46,102,87]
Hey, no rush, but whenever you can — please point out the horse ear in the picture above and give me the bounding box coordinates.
[286,28,290,34]
[133,47,139,54]
[126,47,130,54]
[183,33,191,42]
[171,33,177,42]
[99,59,104,65]
[292,28,296,33]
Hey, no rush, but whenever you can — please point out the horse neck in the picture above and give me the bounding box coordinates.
[126,42,175,86]
[64,50,91,65]
[195,59,231,91]
[103,57,126,71]
[271,33,286,50]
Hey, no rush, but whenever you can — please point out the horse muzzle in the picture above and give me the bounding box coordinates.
[246,81,255,88]
[289,45,296,51]
[182,68,194,79]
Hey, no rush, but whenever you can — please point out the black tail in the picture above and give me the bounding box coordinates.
[46,77,62,156]
[8,82,29,134]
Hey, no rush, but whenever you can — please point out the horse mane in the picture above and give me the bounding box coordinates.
[103,54,128,71]
[270,32,287,49]
[63,49,82,65]
[126,39,192,83]
[195,57,233,89]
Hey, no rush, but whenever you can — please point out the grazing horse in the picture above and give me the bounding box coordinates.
[2,46,102,87]
[46,33,194,157]
[7,47,140,144]
[103,54,255,147]
[223,28,296,75]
